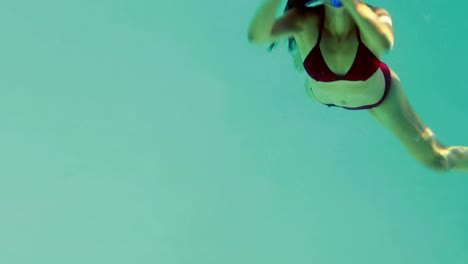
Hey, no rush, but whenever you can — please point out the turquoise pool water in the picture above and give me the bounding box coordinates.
[0,0,466,263]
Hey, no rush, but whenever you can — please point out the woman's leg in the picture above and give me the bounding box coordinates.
[368,70,468,173]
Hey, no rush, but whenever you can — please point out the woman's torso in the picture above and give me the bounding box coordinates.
[294,6,386,108]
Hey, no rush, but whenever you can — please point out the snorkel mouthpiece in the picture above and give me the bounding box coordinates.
[330,0,342,7]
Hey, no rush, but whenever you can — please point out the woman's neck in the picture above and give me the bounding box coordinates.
[323,5,356,39]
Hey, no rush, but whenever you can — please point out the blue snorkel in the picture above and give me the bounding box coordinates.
[330,0,342,8]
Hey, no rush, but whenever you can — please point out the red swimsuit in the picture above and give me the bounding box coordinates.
[302,6,391,110]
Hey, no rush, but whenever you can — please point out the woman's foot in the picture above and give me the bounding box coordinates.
[438,146,468,172]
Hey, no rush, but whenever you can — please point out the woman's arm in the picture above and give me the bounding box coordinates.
[342,0,394,55]
[248,0,303,44]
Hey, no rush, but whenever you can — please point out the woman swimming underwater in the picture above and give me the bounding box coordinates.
[248,0,468,172]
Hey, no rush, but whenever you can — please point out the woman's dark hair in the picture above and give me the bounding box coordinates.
[268,0,322,52]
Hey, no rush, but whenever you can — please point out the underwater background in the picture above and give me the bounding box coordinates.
[0,0,467,263]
